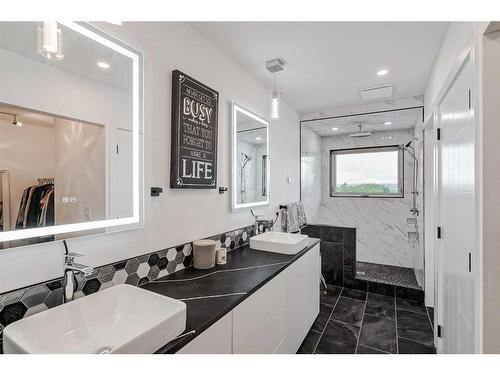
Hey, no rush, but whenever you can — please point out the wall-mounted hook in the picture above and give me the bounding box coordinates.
[151,187,163,197]
[218,186,228,194]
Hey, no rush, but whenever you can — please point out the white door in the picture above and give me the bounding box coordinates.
[436,54,475,354]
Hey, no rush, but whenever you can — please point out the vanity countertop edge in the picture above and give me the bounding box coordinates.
[142,237,321,354]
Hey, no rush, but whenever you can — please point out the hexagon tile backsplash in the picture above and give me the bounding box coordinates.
[0,224,255,353]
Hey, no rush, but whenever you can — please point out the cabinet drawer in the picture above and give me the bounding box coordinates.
[232,270,286,354]
[177,312,232,354]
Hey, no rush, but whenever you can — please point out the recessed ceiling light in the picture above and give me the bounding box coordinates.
[105,21,123,25]
[377,69,389,76]
[255,137,262,141]
[97,61,110,69]
[332,127,339,131]
[384,121,392,125]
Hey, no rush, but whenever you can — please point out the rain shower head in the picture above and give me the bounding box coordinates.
[350,124,371,138]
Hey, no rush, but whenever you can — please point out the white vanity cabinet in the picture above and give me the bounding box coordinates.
[177,312,233,354]
[284,243,320,352]
[232,266,287,353]
[177,244,320,354]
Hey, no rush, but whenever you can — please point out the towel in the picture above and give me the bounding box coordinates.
[281,202,308,233]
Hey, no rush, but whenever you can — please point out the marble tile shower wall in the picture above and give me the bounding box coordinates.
[312,129,421,268]
[300,125,322,221]
[0,225,255,352]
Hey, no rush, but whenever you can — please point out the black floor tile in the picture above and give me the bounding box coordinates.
[315,320,359,354]
[398,337,436,354]
[331,297,365,327]
[341,288,367,301]
[311,312,330,333]
[368,282,395,297]
[320,303,334,315]
[397,310,434,345]
[344,266,368,291]
[359,314,397,354]
[320,285,342,306]
[427,307,434,329]
[396,298,427,315]
[356,344,389,354]
[395,286,424,303]
[365,293,395,320]
[297,330,321,354]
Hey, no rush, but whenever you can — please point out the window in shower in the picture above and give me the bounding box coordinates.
[330,146,403,197]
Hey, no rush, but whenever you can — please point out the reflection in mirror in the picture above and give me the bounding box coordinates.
[0,22,140,249]
[0,170,10,233]
[231,103,269,211]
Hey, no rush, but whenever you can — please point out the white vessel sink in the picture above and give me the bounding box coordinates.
[3,284,186,354]
[250,231,309,255]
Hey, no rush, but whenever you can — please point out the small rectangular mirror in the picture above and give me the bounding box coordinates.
[0,22,142,249]
[231,102,269,211]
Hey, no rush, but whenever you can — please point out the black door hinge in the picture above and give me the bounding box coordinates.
[116,144,119,154]
[468,252,472,272]
[468,89,472,110]
[437,226,442,239]
[437,128,441,141]
[437,325,443,338]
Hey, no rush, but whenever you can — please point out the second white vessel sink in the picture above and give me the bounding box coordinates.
[3,284,186,354]
[250,231,309,255]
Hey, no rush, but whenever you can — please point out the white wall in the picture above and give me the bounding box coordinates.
[424,22,475,115]
[311,129,420,268]
[0,22,300,293]
[422,21,489,352]
[482,26,500,354]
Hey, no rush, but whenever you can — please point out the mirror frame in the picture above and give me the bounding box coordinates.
[231,102,270,211]
[0,21,143,244]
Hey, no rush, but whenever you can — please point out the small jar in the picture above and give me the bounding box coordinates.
[192,239,216,269]
[216,247,227,265]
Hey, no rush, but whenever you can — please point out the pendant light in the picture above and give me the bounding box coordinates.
[271,74,280,119]
[37,21,64,60]
[266,58,286,120]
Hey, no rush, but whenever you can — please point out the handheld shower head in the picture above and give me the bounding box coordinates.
[241,152,252,162]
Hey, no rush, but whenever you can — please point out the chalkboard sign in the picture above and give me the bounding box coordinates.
[170,70,218,189]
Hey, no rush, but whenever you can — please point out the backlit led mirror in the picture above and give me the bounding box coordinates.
[231,102,270,211]
[0,22,142,249]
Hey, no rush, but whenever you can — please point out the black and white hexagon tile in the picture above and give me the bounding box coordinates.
[0,225,255,352]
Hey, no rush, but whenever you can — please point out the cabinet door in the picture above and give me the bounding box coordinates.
[177,312,232,354]
[285,244,320,352]
[232,270,286,354]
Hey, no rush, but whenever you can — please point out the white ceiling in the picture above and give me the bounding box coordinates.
[0,104,104,130]
[191,22,448,113]
[0,22,133,93]
[237,111,267,145]
[303,107,422,137]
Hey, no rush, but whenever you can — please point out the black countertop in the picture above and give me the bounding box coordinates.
[141,238,320,354]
